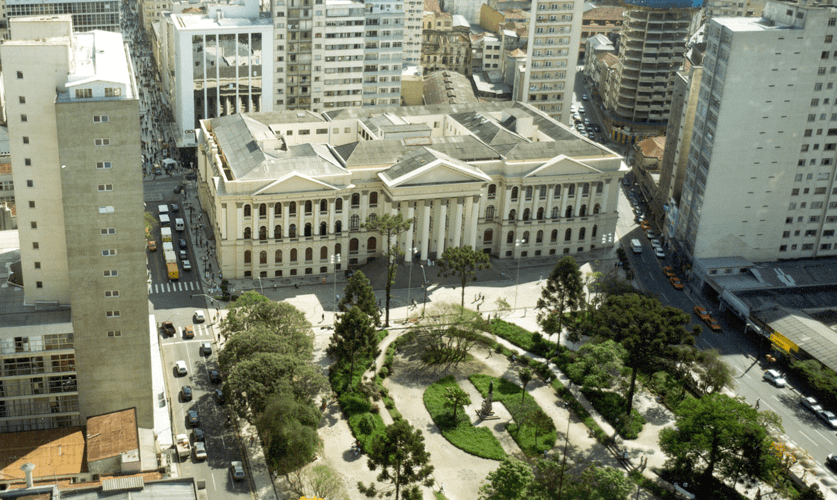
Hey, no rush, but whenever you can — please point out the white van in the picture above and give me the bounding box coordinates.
[160,214,171,226]
[175,218,185,231]
[631,239,642,254]
[158,204,169,215]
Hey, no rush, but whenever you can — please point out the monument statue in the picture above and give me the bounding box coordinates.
[477,381,495,419]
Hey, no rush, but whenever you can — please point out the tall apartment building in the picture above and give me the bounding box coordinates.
[402,0,423,67]
[600,0,700,144]
[673,2,837,264]
[522,0,584,122]
[6,0,120,32]
[0,16,153,431]
[704,0,765,18]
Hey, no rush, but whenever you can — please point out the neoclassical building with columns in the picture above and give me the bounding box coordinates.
[195,101,626,279]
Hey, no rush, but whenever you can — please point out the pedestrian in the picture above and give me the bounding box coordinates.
[755,398,760,409]
[322,313,325,322]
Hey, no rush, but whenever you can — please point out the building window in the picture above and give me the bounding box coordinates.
[33,242,39,249]
[367,237,377,251]
[94,138,110,146]
[98,184,113,192]
[369,192,378,207]
[75,88,92,99]
[20,114,27,122]
[26,180,33,187]
[244,204,252,217]
[351,193,360,207]
[107,331,122,337]
[22,136,29,144]
[105,310,121,318]
[291,249,298,262]
[97,162,112,169]
[244,250,252,264]
[101,228,116,235]
[487,184,496,199]
[104,290,120,298]
[36,281,43,288]
[350,215,359,229]
[93,115,109,123]
[104,88,121,97]
[104,270,118,277]
[17,71,23,79]
[102,249,117,256]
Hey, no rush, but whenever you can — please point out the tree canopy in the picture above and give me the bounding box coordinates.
[410,302,493,366]
[257,390,322,474]
[436,245,490,309]
[565,339,627,390]
[537,256,584,345]
[364,213,413,327]
[328,305,378,389]
[479,456,534,500]
[339,270,380,326]
[365,419,434,500]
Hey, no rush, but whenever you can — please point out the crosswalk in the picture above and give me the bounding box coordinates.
[149,280,202,295]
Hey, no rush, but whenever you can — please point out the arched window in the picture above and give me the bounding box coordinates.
[244,227,252,239]
[320,222,328,235]
[336,198,343,211]
[244,204,251,217]
[275,250,282,263]
[564,228,572,241]
[305,247,313,261]
[485,206,495,220]
[350,215,359,229]
[260,251,267,264]
[523,208,530,221]
[304,223,312,237]
[592,225,598,238]
[289,202,297,215]
[275,225,282,239]
[593,203,601,214]
[565,206,573,218]
[289,224,297,238]
[551,207,559,219]
[580,205,587,217]
[537,207,544,220]
[525,186,533,200]
[596,181,603,194]
[291,249,298,262]
[320,246,328,260]
[579,227,586,240]
[582,183,590,196]
[320,200,328,213]
[259,204,267,217]
[567,185,575,197]
[244,250,251,264]
[507,231,515,244]
[536,230,544,243]
[259,226,267,241]
[509,209,516,221]
[274,203,282,216]
[369,192,378,206]
[553,185,561,198]
[523,231,530,243]
[305,200,313,214]
[367,237,377,251]
[335,220,343,233]
[349,238,359,252]
[488,184,497,198]
[351,193,360,206]
[511,187,519,200]
[551,229,558,242]
[539,185,547,199]
[335,243,342,255]
[483,229,493,243]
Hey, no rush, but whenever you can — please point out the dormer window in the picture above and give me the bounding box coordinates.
[75,88,93,99]
[104,87,121,97]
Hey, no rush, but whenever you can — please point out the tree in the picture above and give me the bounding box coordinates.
[479,456,534,500]
[695,349,734,395]
[364,213,413,327]
[800,484,825,500]
[531,455,633,500]
[256,390,322,475]
[328,306,378,389]
[339,270,380,326]
[287,464,350,500]
[443,385,471,420]
[436,245,491,309]
[565,339,627,390]
[659,393,781,486]
[410,302,493,366]
[519,368,533,404]
[364,419,434,500]
[494,297,511,320]
[582,293,698,416]
[537,256,584,346]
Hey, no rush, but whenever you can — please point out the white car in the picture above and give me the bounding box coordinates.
[175,360,188,376]
[194,310,206,323]
[182,259,192,271]
[194,442,207,461]
[818,409,837,429]
[800,397,823,414]
[655,248,666,259]
[763,369,787,388]
[649,239,661,249]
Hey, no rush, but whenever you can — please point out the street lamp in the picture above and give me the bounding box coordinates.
[420,264,428,317]
[330,253,341,312]
[257,275,264,295]
[406,247,417,320]
[513,238,526,311]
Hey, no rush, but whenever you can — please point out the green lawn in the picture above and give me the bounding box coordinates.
[581,388,646,439]
[423,375,506,460]
[469,374,557,456]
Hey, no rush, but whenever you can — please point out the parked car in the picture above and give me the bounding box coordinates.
[654,248,666,259]
[179,239,188,249]
[194,310,206,323]
[194,442,207,461]
[175,360,188,376]
[826,454,837,471]
[649,239,661,249]
[187,410,200,427]
[663,266,677,278]
[182,259,192,271]
[161,321,176,337]
[640,221,651,230]
[209,369,222,384]
[800,397,823,414]
[693,306,710,320]
[184,325,194,339]
[215,388,225,404]
[669,277,684,290]
[582,94,589,100]
[230,461,246,481]
[179,250,188,260]
[171,204,180,212]
[174,185,182,194]
[193,428,205,442]
[818,409,837,429]
[646,230,656,239]
[763,369,787,388]
[181,386,193,402]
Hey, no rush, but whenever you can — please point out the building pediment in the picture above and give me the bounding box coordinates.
[524,155,602,178]
[253,172,340,196]
[379,147,491,189]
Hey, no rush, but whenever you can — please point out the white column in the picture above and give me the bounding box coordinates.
[314,199,320,236]
[546,184,554,220]
[462,196,474,248]
[600,180,610,213]
[420,200,430,263]
[560,184,569,218]
[468,195,479,248]
[406,203,415,250]
[504,186,513,220]
[435,200,447,257]
[328,199,335,234]
[517,186,526,219]
[268,204,275,239]
[283,203,289,238]
[341,197,349,235]
[298,200,305,236]
[452,198,463,248]
[237,205,244,239]
[361,192,368,222]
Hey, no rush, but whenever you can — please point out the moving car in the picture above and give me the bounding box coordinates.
[179,250,187,260]
[763,369,787,388]
[646,230,656,239]
[703,316,722,333]
[800,397,823,414]
[179,239,188,249]
[182,259,192,271]
[175,360,187,376]
[582,94,589,100]
[640,221,651,230]
[187,410,200,427]
[819,409,837,429]
[230,461,246,481]
[181,386,192,401]
[201,342,212,355]
[826,454,837,471]
[194,311,206,323]
[663,266,677,279]
[148,240,157,252]
[693,306,711,320]
[184,325,194,339]
[194,442,207,461]
[654,248,666,259]
[669,277,684,290]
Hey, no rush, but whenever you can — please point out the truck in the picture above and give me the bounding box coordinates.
[161,227,173,242]
[164,250,179,280]
[163,242,174,254]
[175,218,185,232]
[175,434,191,460]
[160,321,176,337]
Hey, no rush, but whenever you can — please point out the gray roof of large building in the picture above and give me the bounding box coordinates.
[379,146,490,184]
[423,70,479,105]
[333,135,500,168]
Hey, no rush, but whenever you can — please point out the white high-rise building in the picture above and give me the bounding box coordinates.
[674,1,837,264]
[522,0,583,122]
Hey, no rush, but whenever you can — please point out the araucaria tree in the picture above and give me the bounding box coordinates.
[338,269,380,326]
[537,256,584,346]
[436,245,490,309]
[364,213,413,327]
[364,419,434,500]
[327,305,378,389]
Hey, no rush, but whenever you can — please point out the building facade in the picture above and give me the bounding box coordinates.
[600,0,700,144]
[5,0,119,32]
[421,13,472,77]
[0,16,152,431]
[703,0,765,18]
[195,102,624,280]
[522,0,583,122]
[674,2,837,264]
